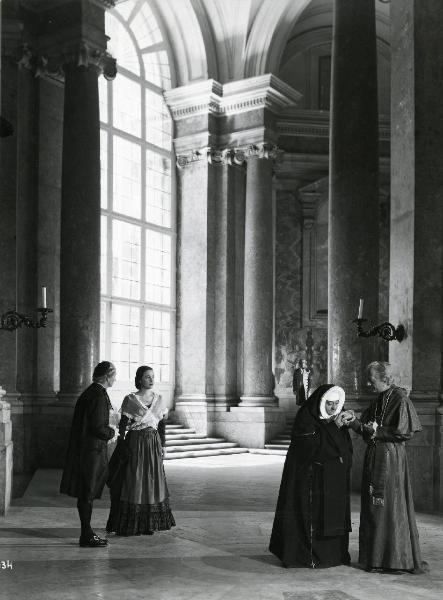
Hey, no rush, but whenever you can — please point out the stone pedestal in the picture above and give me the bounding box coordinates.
[240,152,276,407]
[215,406,285,449]
[389,0,443,511]
[174,396,210,436]
[328,0,379,394]
[0,388,13,516]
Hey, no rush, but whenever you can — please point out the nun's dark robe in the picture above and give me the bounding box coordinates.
[269,384,353,568]
[353,385,424,571]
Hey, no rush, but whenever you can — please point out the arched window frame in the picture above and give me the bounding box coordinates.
[99,0,176,405]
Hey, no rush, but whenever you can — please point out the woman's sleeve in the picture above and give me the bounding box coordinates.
[118,414,130,438]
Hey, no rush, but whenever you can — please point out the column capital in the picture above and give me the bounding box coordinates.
[176,143,283,169]
[17,41,116,82]
[166,75,299,165]
[17,0,116,82]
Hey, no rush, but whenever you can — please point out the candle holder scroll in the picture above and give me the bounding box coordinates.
[352,318,405,342]
[1,308,53,332]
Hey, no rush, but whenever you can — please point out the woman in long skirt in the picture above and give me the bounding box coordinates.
[107,365,175,536]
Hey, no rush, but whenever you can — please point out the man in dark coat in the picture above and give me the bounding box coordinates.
[292,359,313,405]
[60,361,116,547]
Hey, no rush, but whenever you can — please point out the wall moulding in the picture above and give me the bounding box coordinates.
[277,109,390,141]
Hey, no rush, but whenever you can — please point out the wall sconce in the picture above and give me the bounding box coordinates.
[1,287,53,332]
[352,298,405,342]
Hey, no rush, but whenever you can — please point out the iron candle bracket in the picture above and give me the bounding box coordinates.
[352,318,405,342]
[1,308,53,332]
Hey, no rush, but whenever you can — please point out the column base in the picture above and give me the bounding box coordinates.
[56,392,81,407]
[174,394,209,435]
[239,395,278,407]
[208,394,239,412]
[214,406,286,448]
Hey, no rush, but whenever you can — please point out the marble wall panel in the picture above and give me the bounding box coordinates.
[274,190,328,395]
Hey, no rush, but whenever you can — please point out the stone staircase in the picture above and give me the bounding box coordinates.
[249,420,292,456]
[163,424,249,459]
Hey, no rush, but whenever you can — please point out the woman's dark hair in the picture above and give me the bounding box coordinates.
[135,365,154,390]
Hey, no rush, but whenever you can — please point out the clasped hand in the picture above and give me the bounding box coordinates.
[334,410,355,428]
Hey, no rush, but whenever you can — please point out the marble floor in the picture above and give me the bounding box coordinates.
[0,454,442,600]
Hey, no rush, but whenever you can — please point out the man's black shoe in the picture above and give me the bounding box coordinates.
[79,534,108,548]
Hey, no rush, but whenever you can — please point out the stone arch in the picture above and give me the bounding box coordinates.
[150,0,211,85]
[244,0,312,78]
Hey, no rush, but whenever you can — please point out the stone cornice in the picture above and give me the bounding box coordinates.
[278,109,390,141]
[164,75,302,121]
[176,143,283,169]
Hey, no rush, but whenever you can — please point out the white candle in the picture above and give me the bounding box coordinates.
[41,286,47,309]
[358,298,364,319]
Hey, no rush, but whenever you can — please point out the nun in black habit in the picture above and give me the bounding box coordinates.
[269,384,353,568]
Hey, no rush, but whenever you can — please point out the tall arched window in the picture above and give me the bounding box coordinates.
[99,0,175,401]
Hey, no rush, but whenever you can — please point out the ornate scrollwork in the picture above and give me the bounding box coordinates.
[17,42,117,81]
[176,143,282,169]
[1,309,53,332]
[352,318,405,342]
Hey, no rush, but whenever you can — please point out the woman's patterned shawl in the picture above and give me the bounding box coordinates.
[120,392,168,431]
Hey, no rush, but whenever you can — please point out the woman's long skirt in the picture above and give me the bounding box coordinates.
[115,427,175,536]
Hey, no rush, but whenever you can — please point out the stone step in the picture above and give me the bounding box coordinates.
[249,448,287,456]
[165,428,197,436]
[166,425,195,435]
[265,444,290,450]
[165,437,227,447]
[167,442,238,452]
[165,424,183,429]
[164,433,206,440]
[164,447,249,460]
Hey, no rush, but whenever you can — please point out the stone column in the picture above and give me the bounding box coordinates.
[166,76,301,444]
[173,151,219,434]
[57,39,116,403]
[328,0,379,394]
[240,146,277,407]
[59,62,101,399]
[212,156,245,411]
[389,0,443,512]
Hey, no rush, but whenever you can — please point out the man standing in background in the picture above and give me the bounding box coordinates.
[292,359,313,405]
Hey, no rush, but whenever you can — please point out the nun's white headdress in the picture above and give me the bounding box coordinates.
[319,385,345,419]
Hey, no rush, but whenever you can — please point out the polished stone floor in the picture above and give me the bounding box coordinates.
[1,454,442,600]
